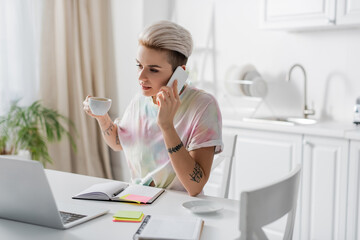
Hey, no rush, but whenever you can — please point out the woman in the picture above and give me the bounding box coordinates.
[83,20,222,196]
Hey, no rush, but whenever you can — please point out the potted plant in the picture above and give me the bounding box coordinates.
[0,100,77,166]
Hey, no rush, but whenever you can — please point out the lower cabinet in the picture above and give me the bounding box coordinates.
[227,128,302,240]
[226,127,350,240]
[346,140,360,240]
[300,135,349,240]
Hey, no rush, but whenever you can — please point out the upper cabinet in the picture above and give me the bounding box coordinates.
[337,0,360,25]
[260,0,360,30]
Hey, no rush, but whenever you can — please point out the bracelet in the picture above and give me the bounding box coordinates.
[168,142,183,154]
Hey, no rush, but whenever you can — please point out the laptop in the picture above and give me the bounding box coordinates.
[0,156,109,229]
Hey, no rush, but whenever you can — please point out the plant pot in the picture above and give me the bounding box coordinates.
[1,150,31,160]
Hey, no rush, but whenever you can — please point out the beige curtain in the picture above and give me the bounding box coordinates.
[39,0,115,178]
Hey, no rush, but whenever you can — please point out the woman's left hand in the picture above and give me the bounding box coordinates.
[156,80,180,131]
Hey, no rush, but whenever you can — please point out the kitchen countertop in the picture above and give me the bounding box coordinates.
[345,126,360,140]
[223,119,360,139]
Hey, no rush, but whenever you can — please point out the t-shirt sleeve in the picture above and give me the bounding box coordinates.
[186,96,223,154]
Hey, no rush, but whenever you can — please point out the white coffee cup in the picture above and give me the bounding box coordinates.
[89,97,112,116]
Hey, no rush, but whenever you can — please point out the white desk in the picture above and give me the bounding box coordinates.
[0,170,240,240]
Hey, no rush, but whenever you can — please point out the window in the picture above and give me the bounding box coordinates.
[0,0,42,115]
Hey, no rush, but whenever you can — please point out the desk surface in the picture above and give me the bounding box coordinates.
[0,170,240,240]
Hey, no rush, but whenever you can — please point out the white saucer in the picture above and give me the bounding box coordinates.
[182,200,223,214]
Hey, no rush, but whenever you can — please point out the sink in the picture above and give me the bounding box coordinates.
[285,117,317,125]
[243,117,317,126]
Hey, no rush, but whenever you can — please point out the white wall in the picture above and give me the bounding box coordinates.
[143,0,172,26]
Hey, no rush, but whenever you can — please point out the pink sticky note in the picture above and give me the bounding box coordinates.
[124,194,152,203]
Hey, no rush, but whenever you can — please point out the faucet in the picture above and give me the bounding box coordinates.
[286,64,315,119]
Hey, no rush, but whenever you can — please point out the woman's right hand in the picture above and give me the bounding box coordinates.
[83,95,98,118]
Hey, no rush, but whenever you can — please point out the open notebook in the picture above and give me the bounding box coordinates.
[72,181,164,204]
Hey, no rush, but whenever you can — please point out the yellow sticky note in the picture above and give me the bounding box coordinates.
[113,210,143,219]
[112,211,144,223]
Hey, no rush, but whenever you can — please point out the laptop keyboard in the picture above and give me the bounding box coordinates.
[60,211,87,224]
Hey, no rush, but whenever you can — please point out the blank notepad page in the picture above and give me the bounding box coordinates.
[138,216,203,240]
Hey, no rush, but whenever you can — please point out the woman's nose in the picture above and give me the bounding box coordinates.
[138,69,147,81]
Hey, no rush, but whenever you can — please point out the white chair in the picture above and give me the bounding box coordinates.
[239,165,302,240]
[204,134,237,198]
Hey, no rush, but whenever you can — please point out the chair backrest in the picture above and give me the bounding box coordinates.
[204,133,237,198]
[239,165,302,240]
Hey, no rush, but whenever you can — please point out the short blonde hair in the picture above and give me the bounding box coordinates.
[139,20,193,70]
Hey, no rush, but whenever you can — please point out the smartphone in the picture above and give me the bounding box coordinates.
[166,66,188,95]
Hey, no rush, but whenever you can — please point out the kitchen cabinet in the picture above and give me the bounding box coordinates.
[225,125,351,240]
[228,128,302,198]
[337,0,360,26]
[227,128,302,240]
[346,140,360,240]
[260,0,360,30]
[300,135,349,240]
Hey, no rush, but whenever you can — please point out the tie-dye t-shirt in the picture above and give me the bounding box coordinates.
[115,86,223,191]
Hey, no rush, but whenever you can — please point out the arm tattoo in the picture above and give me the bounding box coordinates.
[115,134,120,145]
[189,162,203,183]
[103,123,114,136]
[168,142,183,154]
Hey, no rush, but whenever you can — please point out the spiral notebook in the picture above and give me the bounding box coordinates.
[133,215,204,240]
